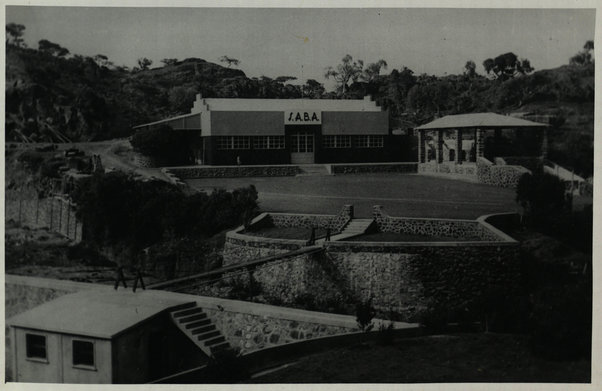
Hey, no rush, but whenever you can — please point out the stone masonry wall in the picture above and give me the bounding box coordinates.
[222,235,304,266]
[204,308,354,354]
[373,205,503,241]
[5,196,82,242]
[330,163,417,175]
[167,165,300,179]
[325,241,521,320]
[477,157,530,188]
[418,162,477,178]
[268,205,354,233]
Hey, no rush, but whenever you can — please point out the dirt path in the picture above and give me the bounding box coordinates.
[70,139,170,181]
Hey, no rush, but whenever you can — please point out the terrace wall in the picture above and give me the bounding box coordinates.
[329,162,417,174]
[165,165,300,179]
[477,157,530,188]
[372,205,503,241]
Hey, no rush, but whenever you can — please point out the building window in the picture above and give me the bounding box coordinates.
[323,135,351,148]
[354,135,384,148]
[253,136,285,149]
[26,333,47,360]
[216,136,250,150]
[73,340,95,367]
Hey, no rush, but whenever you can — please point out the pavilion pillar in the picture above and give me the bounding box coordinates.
[418,130,425,163]
[475,128,485,159]
[456,129,463,164]
[436,130,443,164]
[494,129,502,158]
[541,127,548,160]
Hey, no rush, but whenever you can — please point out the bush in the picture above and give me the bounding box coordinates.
[516,172,566,229]
[130,125,193,166]
[356,299,375,332]
[529,282,592,360]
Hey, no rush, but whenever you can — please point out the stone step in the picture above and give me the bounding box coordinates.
[179,313,208,323]
[185,318,211,329]
[197,330,220,341]
[172,307,204,318]
[191,324,216,335]
[204,335,226,346]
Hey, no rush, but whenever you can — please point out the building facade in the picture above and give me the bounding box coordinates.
[134,95,408,165]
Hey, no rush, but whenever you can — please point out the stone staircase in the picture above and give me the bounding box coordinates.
[296,164,331,176]
[328,218,375,241]
[170,303,230,356]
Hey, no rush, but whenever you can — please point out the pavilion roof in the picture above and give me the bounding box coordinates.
[415,113,548,130]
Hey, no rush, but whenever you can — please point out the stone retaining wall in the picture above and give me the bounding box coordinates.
[418,162,477,178]
[5,196,83,242]
[330,162,417,174]
[222,234,305,266]
[166,165,300,179]
[477,157,530,188]
[324,240,520,319]
[373,205,503,241]
[267,205,353,232]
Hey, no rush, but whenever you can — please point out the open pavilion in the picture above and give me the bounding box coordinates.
[415,112,549,167]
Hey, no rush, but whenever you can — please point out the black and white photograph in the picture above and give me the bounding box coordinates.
[3,2,598,387]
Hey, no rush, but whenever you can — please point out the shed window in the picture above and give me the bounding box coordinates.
[73,340,95,367]
[216,136,250,150]
[323,135,351,148]
[26,333,47,360]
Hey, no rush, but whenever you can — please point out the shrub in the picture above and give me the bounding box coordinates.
[356,299,375,332]
[529,282,592,360]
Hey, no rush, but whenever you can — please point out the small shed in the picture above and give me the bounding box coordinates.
[7,290,205,384]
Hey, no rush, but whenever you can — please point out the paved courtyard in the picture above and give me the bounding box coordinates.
[186,174,520,219]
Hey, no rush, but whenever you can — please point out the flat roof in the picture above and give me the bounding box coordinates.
[8,290,193,339]
[415,112,548,130]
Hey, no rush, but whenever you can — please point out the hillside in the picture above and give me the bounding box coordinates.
[5,44,594,175]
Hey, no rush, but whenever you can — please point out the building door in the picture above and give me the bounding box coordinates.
[290,131,314,164]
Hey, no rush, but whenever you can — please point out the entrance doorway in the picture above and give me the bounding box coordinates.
[290,131,315,164]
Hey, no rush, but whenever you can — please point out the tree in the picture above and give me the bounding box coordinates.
[483,52,533,81]
[464,60,477,78]
[161,58,178,66]
[219,55,240,68]
[130,125,192,165]
[93,54,113,68]
[38,39,69,57]
[516,172,566,229]
[361,59,388,83]
[137,57,153,70]
[570,40,594,66]
[324,54,364,95]
[275,75,297,83]
[6,23,26,47]
[302,79,325,98]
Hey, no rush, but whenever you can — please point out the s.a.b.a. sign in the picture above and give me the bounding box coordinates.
[285,111,321,125]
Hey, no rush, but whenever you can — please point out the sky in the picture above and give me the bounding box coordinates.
[5,7,596,89]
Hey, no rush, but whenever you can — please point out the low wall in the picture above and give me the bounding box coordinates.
[5,196,83,242]
[330,162,417,175]
[166,165,300,179]
[477,157,530,188]
[498,156,543,173]
[418,162,477,179]
[373,205,505,241]
[266,205,353,232]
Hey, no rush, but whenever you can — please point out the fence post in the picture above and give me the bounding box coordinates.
[58,199,63,233]
[35,197,40,225]
[66,201,71,239]
[49,200,54,229]
[18,199,22,223]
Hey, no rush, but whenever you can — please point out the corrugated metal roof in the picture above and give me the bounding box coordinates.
[415,113,548,130]
[7,290,192,339]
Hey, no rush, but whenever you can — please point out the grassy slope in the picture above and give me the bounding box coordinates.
[250,333,590,383]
